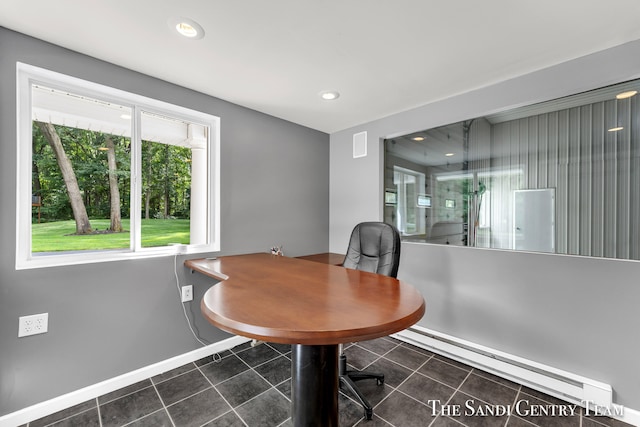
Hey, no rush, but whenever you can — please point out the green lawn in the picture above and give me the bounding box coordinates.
[31,219,190,252]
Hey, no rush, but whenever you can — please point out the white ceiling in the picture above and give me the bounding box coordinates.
[2,0,640,134]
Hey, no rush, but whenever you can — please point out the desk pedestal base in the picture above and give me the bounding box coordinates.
[291,344,339,427]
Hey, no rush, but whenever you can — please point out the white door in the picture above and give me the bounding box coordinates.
[513,189,555,253]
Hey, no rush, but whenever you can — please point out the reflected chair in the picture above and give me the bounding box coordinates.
[340,221,401,419]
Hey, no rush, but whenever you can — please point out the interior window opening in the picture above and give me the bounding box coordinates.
[384,78,640,261]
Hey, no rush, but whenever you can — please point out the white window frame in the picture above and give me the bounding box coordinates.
[16,63,221,269]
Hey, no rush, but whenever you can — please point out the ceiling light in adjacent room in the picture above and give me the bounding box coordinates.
[412,136,425,141]
[168,17,205,40]
[445,153,455,157]
[608,127,624,132]
[616,90,637,100]
[319,90,340,101]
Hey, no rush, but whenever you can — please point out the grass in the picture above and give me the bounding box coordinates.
[31,218,190,252]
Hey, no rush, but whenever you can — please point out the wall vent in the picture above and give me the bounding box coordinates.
[353,131,367,158]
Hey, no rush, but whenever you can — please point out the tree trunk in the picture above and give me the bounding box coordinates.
[32,139,43,197]
[145,187,151,220]
[164,144,170,219]
[144,143,151,219]
[32,161,42,199]
[37,122,92,234]
[105,137,123,232]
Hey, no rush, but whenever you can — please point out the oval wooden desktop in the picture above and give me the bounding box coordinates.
[186,253,425,345]
[186,253,425,427]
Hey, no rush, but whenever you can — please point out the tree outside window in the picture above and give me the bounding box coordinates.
[17,64,219,269]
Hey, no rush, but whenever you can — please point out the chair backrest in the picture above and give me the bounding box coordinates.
[342,222,401,278]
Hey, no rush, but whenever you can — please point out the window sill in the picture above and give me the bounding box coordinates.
[16,244,220,270]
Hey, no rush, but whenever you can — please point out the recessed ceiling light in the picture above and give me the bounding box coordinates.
[412,136,425,141]
[168,17,205,40]
[616,90,637,100]
[319,90,340,101]
[608,127,624,132]
[445,153,455,157]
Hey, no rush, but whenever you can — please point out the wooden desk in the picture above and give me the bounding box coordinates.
[296,252,345,266]
[186,253,425,427]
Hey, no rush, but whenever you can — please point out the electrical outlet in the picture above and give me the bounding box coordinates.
[181,285,193,302]
[18,313,49,337]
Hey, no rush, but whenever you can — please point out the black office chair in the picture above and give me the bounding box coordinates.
[340,221,401,420]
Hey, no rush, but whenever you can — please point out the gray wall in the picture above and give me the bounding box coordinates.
[330,40,640,408]
[0,27,329,416]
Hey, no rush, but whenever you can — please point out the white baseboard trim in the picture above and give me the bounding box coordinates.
[0,335,250,427]
[5,331,639,427]
[392,326,640,427]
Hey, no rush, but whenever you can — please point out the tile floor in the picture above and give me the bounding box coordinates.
[24,337,631,427]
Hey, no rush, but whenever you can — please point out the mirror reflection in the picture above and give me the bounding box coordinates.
[384,79,640,260]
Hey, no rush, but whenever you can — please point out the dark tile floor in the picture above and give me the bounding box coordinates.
[24,337,631,427]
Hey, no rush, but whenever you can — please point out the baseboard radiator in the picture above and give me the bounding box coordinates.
[392,326,612,409]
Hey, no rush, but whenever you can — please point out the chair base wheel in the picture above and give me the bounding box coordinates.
[339,370,384,420]
[365,408,373,420]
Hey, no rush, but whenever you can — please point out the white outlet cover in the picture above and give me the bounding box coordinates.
[18,313,49,337]
[181,285,193,302]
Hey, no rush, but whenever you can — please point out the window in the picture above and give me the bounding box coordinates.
[16,63,220,269]
[384,76,640,260]
[393,166,426,235]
